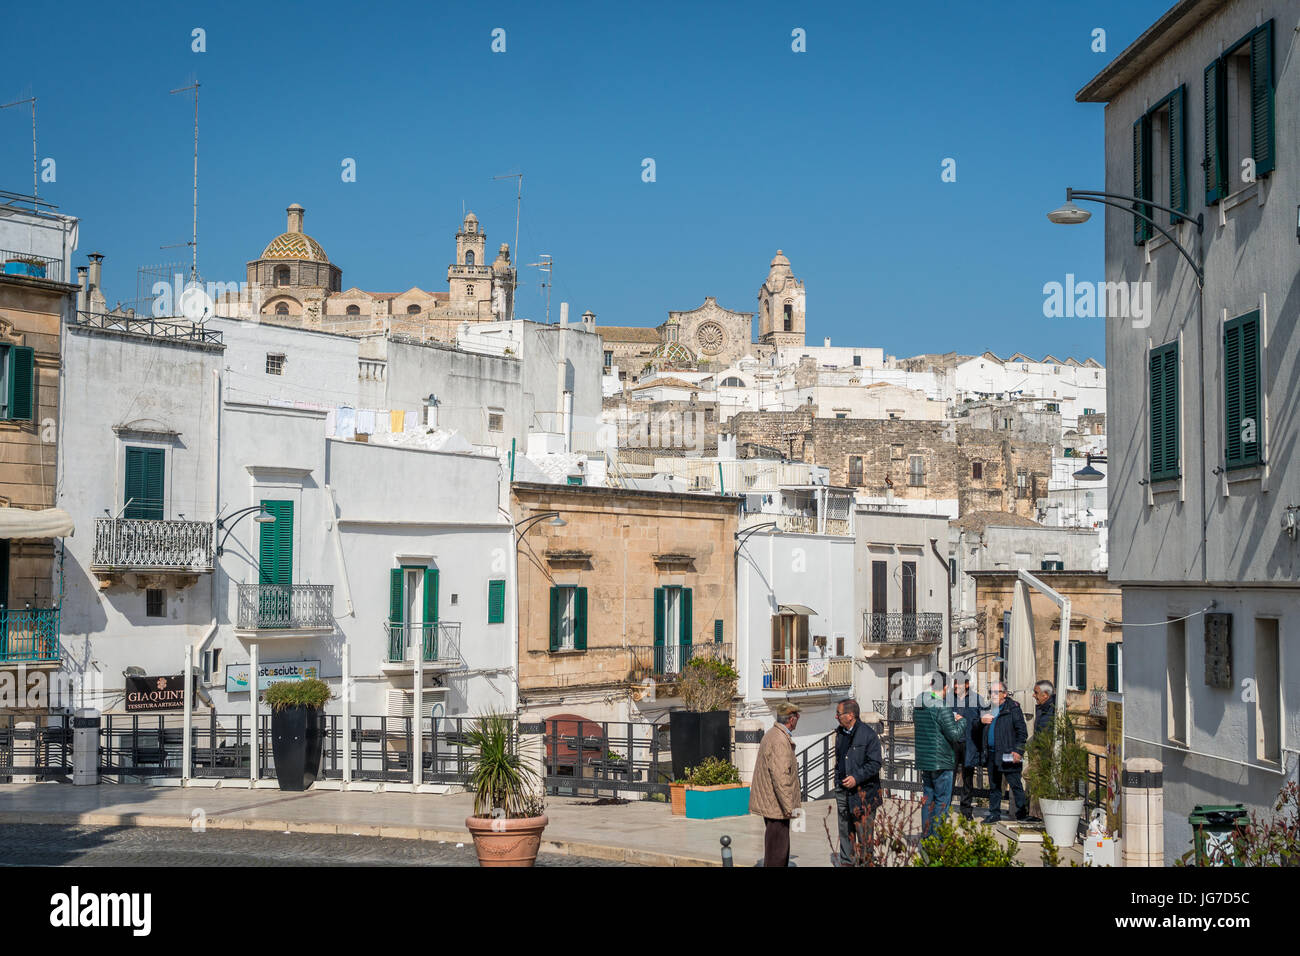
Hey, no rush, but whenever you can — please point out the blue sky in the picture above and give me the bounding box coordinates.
[1,0,1173,362]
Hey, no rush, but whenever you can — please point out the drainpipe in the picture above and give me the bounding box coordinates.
[929,537,951,674]
[324,484,353,616]
[199,368,223,662]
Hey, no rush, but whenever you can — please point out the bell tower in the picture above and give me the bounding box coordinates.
[757,249,805,347]
[448,212,491,317]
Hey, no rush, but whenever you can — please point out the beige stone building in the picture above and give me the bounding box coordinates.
[968,569,1122,750]
[511,481,739,727]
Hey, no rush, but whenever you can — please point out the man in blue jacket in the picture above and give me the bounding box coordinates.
[981,681,1029,823]
[833,698,882,866]
[951,676,984,819]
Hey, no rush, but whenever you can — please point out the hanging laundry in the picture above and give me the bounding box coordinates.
[325,409,337,437]
[390,409,405,433]
[373,411,390,435]
[336,406,356,440]
[356,409,377,435]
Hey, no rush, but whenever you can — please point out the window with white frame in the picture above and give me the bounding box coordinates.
[266,353,285,375]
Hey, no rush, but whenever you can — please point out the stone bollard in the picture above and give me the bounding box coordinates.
[1121,756,1163,867]
[734,717,764,785]
[12,720,37,783]
[73,708,101,786]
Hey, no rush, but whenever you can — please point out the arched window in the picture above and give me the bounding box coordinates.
[407,304,421,315]
[465,251,475,267]
[346,305,361,317]
[275,266,290,286]
[720,376,745,388]
[783,303,793,332]
[275,303,289,316]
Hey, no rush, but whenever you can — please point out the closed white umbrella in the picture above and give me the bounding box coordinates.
[1006,579,1037,714]
[0,507,74,539]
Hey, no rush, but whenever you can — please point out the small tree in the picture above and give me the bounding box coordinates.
[914,815,1022,867]
[1023,712,1088,801]
[679,656,739,713]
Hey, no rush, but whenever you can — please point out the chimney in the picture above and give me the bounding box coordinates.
[824,337,831,348]
[286,203,305,234]
[559,301,569,326]
[76,266,88,313]
[87,253,106,313]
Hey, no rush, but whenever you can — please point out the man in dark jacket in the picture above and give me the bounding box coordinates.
[833,698,882,866]
[981,681,1029,823]
[951,676,983,819]
[1033,680,1057,734]
[914,671,966,839]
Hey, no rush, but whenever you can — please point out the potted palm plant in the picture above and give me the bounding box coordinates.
[1023,712,1089,848]
[265,678,331,791]
[463,713,548,867]
[668,656,738,782]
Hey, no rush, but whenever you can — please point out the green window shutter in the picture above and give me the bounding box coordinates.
[1132,116,1152,243]
[1076,641,1087,689]
[424,568,438,623]
[1054,642,1060,680]
[1149,351,1165,478]
[680,587,692,647]
[1149,343,1180,481]
[653,587,665,646]
[1106,642,1119,693]
[574,587,588,650]
[8,346,34,422]
[258,500,293,585]
[1250,21,1275,177]
[1168,85,1188,221]
[1224,311,1262,468]
[487,580,506,624]
[1224,321,1243,465]
[548,587,560,651]
[1204,59,1227,204]
[389,569,404,624]
[714,619,723,644]
[124,447,165,520]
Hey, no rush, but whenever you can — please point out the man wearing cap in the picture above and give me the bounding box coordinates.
[749,702,802,867]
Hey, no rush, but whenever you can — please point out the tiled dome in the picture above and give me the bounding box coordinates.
[649,341,697,367]
[261,232,330,262]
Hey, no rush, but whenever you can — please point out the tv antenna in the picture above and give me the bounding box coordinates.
[0,92,38,206]
[169,77,200,282]
[492,171,522,321]
[527,254,552,324]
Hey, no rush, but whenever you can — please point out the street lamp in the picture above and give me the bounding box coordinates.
[1047,187,1204,286]
[514,511,566,542]
[1072,454,1105,482]
[734,521,779,552]
[215,505,276,557]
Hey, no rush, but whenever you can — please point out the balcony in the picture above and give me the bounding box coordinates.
[761,656,852,693]
[91,518,215,582]
[383,622,463,673]
[864,611,945,645]
[75,310,223,345]
[775,514,853,536]
[0,607,61,666]
[628,642,734,681]
[235,584,333,637]
[2,249,63,283]
[871,698,915,723]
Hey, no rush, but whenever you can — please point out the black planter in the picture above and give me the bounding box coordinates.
[270,705,325,791]
[669,710,731,782]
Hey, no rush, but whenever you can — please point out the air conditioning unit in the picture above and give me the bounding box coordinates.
[386,687,448,718]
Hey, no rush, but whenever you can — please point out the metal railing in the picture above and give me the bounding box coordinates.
[1,249,62,282]
[0,715,72,782]
[776,514,853,536]
[75,310,223,344]
[236,584,334,630]
[541,717,671,797]
[872,698,915,723]
[864,611,945,644]
[762,656,853,691]
[0,607,61,663]
[91,518,215,572]
[385,622,462,666]
[628,642,733,679]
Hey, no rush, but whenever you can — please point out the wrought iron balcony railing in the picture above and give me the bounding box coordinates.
[863,611,945,644]
[236,584,333,630]
[2,250,63,282]
[75,310,223,344]
[762,656,852,691]
[628,642,734,680]
[776,514,853,536]
[0,606,61,663]
[91,518,215,572]
[871,698,915,722]
[385,622,462,666]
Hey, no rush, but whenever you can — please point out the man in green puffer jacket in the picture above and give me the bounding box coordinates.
[913,671,967,840]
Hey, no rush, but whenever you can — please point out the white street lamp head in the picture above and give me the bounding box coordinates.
[1047,201,1091,225]
[253,510,276,523]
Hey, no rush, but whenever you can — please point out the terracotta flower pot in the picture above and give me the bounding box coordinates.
[670,782,687,815]
[465,814,549,867]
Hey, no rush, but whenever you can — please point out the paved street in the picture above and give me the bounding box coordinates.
[0,823,633,867]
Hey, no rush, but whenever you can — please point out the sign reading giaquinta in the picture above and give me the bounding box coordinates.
[49,886,151,936]
[124,674,189,713]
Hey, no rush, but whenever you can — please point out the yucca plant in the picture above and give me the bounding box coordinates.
[464,713,544,819]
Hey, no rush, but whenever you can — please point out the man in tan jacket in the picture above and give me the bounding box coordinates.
[749,702,802,867]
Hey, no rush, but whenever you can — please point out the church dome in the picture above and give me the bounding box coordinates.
[770,249,790,268]
[648,340,697,367]
[260,203,330,262]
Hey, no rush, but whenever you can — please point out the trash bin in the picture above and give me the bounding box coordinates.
[1188,804,1249,866]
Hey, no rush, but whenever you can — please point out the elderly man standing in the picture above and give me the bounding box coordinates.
[1032,680,1057,734]
[982,681,1029,824]
[833,698,882,865]
[749,702,802,867]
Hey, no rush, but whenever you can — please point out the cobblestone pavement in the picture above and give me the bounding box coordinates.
[0,824,634,867]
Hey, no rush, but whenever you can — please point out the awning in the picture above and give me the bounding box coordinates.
[0,507,75,539]
[776,604,818,616]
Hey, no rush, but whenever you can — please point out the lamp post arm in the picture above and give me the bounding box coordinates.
[1068,188,1202,233]
[1065,189,1204,286]
[215,505,269,557]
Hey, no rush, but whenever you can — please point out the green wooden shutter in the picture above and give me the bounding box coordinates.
[1107,642,1120,693]
[1149,344,1180,481]
[1204,59,1227,204]
[548,587,561,651]
[487,580,506,624]
[1250,21,1275,177]
[714,619,723,644]
[653,587,665,646]
[258,500,293,585]
[1133,117,1152,243]
[1054,642,1059,683]
[1076,641,1087,690]
[1224,311,1261,469]
[1149,350,1165,479]
[8,346,34,422]
[680,587,692,648]
[574,587,588,651]
[423,568,438,623]
[124,447,164,520]
[1168,85,1188,222]
[389,569,404,624]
